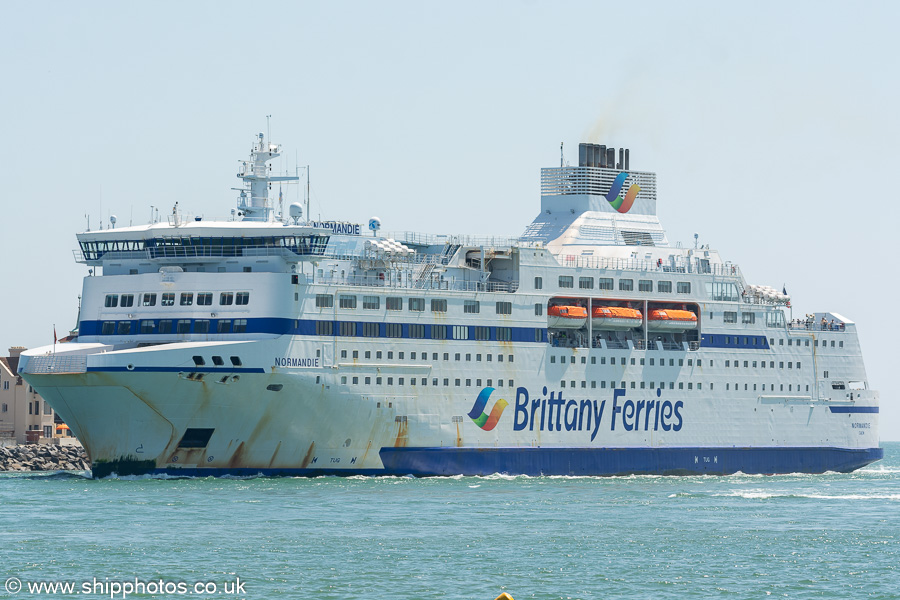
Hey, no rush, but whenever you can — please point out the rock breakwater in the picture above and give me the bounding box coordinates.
[0,444,90,471]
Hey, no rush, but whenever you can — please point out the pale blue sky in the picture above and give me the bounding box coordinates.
[2,1,898,436]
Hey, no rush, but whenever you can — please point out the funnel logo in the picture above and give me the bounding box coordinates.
[606,172,640,213]
[468,387,508,431]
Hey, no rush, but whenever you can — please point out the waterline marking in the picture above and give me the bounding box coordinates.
[4,576,246,598]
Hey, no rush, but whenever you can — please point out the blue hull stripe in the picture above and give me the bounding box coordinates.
[116,446,883,478]
[377,446,884,477]
[828,406,879,413]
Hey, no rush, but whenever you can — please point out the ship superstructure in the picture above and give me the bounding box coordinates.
[18,136,882,477]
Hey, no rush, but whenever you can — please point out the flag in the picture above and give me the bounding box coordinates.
[53,325,57,345]
[782,285,787,295]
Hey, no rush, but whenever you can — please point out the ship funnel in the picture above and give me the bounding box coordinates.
[578,143,588,167]
[624,148,630,171]
[599,145,607,168]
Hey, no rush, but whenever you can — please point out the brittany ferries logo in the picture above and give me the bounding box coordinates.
[606,172,640,214]
[467,387,508,431]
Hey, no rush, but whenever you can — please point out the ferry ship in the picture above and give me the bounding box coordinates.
[18,134,882,477]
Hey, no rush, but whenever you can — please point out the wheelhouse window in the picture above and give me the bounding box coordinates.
[233,319,247,333]
[120,294,135,307]
[217,320,232,333]
[431,299,447,313]
[598,278,613,290]
[677,282,691,294]
[117,321,131,335]
[101,321,115,335]
[180,293,193,306]
[194,320,210,333]
[558,276,574,288]
[236,292,250,305]
[220,292,234,305]
[638,280,653,292]
[657,281,672,293]
[158,320,173,334]
[363,296,380,310]
[619,279,634,291]
[140,320,155,334]
[197,293,213,306]
[339,295,357,309]
[579,277,593,289]
[408,298,425,312]
[386,297,402,311]
[161,293,175,306]
[105,294,118,307]
[176,320,191,333]
[142,293,157,306]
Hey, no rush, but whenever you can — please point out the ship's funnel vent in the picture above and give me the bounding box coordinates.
[577,143,631,170]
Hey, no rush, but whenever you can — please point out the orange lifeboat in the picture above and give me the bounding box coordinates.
[591,306,643,330]
[547,305,588,329]
[647,309,697,331]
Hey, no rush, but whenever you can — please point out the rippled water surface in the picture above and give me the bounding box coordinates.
[2,444,899,599]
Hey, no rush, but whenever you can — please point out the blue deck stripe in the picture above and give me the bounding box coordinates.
[828,406,879,413]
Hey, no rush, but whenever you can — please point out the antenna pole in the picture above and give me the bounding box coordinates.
[266,115,272,146]
[306,164,310,225]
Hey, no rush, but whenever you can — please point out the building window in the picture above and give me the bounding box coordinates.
[408,298,425,312]
[579,277,593,289]
[657,281,672,293]
[677,282,691,294]
[619,279,633,291]
[363,296,380,310]
[220,292,234,305]
[598,278,613,290]
[559,276,574,288]
[495,302,512,315]
[431,299,448,313]
[534,277,543,289]
[638,280,653,292]
[464,300,480,314]
[339,295,357,309]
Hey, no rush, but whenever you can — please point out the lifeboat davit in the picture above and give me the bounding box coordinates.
[647,309,698,331]
[547,305,587,329]
[591,306,643,330]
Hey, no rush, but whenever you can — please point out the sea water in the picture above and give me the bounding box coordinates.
[1,444,899,600]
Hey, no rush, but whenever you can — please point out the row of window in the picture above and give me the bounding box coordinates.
[548,276,691,294]
[339,374,516,388]
[317,295,510,315]
[556,380,810,393]
[316,321,539,342]
[725,359,801,370]
[553,355,707,367]
[191,355,243,367]
[105,292,250,308]
[100,319,248,335]
[339,348,514,363]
